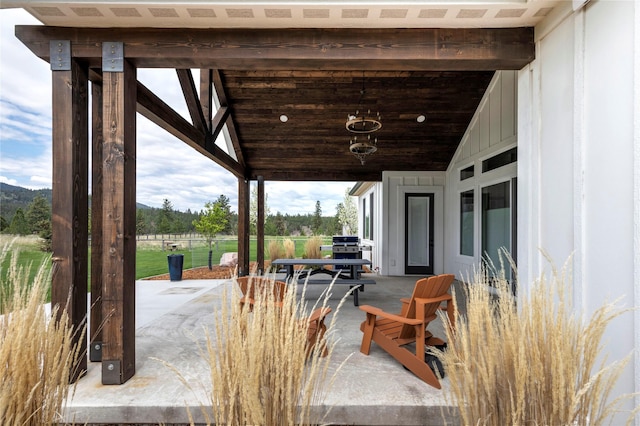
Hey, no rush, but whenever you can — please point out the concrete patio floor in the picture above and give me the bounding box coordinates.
[64,274,463,425]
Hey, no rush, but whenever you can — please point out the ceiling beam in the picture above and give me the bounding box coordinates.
[249,169,382,182]
[15,27,534,71]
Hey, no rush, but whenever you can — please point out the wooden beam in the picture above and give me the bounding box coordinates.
[257,176,265,275]
[247,169,382,182]
[51,57,89,382]
[210,105,229,143]
[90,79,104,363]
[199,68,213,131]
[176,69,207,134]
[211,69,245,169]
[136,81,244,177]
[201,69,240,169]
[237,178,250,276]
[15,27,535,71]
[101,58,137,385]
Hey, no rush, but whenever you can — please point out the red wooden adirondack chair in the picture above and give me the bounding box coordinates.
[359,274,455,389]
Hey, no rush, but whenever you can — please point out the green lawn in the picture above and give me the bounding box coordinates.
[1,235,334,303]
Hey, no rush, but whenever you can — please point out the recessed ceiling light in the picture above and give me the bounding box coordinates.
[279,114,288,123]
[417,114,426,123]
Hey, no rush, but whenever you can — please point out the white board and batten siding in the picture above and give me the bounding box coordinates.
[518,1,640,418]
[381,171,445,276]
[444,70,518,281]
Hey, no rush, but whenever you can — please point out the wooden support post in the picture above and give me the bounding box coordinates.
[50,50,89,382]
[101,47,137,385]
[237,178,250,276]
[90,78,104,362]
[257,176,265,274]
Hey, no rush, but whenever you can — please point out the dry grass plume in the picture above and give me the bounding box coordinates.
[303,236,323,260]
[283,238,296,259]
[267,239,285,263]
[0,241,83,425]
[160,273,350,425]
[437,253,632,425]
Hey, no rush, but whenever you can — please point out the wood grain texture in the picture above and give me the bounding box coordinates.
[51,59,89,381]
[90,79,104,362]
[15,27,534,70]
[257,175,265,274]
[101,59,137,384]
[237,178,250,276]
[14,26,524,181]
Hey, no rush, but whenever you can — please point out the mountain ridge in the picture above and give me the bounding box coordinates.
[0,183,152,221]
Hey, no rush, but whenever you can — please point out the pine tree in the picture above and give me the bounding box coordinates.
[312,200,323,235]
[26,195,51,235]
[9,208,29,235]
[214,194,233,234]
[274,212,287,236]
[136,209,147,235]
[156,199,174,234]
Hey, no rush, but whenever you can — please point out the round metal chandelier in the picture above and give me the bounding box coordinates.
[346,109,382,133]
[349,134,378,165]
[346,74,381,165]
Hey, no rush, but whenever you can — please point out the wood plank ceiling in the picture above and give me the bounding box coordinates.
[223,69,495,181]
[15,26,534,182]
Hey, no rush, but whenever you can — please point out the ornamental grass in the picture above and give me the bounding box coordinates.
[164,273,348,426]
[0,241,83,425]
[303,236,323,260]
[283,238,296,259]
[436,253,632,426]
[267,239,285,263]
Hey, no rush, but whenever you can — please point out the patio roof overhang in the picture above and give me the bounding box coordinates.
[15,25,534,181]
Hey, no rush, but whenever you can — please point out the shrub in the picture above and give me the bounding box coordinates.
[0,242,83,425]
[437,254,631,426]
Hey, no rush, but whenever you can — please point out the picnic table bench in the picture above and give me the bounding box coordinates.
[164,241,180,251]
[272,258,375,306]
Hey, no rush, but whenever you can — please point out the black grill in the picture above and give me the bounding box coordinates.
[332,236,360,270]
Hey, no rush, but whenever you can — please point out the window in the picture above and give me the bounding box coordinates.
[460,190,474,256]
[362,193,374,240]
[369,192,374,241]
[482,147,517,173]
[460,165,474,181]
[481,181,511,275]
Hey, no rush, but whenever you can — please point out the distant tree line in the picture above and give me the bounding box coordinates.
[0,195,53,250]
[1,188,359,250]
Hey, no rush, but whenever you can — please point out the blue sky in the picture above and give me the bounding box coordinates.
[0,8,354,215]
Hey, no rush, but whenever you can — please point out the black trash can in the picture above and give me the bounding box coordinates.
[167,254,184,281]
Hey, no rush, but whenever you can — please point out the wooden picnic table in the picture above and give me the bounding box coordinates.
[272,258,375,306]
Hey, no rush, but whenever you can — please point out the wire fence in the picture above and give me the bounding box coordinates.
[135,235,334,269]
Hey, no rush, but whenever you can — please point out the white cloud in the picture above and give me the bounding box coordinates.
[0,9,355,215]
[29,175,51,186]
[0,175,18,186]
[0,10,52,118]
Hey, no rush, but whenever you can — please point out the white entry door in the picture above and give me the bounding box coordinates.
[405,193,434,275]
